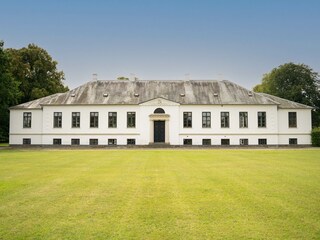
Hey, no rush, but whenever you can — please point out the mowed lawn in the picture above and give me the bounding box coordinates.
[0,149,320,239]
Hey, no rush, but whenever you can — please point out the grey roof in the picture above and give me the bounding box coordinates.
[10,80,312,109]
[258,93,313,109]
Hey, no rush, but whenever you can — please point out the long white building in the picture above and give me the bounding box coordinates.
[9,79,312,146]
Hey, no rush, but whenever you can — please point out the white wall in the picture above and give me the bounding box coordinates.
[277,109,312,145]
[178,105,279,145]
[9,104,312,146]
[9,109,43,145]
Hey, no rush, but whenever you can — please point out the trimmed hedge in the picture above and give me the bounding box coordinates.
[311,127,320,147]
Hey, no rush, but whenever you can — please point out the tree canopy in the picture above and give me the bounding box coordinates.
[254,63,320,127]
[0,41,69,141]
[6,44,68,103]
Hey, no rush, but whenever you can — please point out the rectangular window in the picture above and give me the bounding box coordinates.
[258,139,267,145]
[72,112,80,128]
[202,139,211,145]
[202,112,211,128]
[221,112,229,128]
[127,139,136,145]
[183,112,192,128]
[127,112,136,128]
[288,112,297,128]
[23,138,31,145]
[23,112,32,128]
[89,139,98,145]
[221,139,230,145]
[289,138,298,145]
[240,139,249,145]
[108,112,117,128]
[108,139,117,145]
[53,112,62,128]
[258,112,266,128]
[239,112,248,128]
[71,139,80,145]
[53,138,62,145]
[183,139,192,145]
[90,112,99,128]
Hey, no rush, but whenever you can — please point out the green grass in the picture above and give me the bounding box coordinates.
[0,143,9,147]
[0,149,320,239]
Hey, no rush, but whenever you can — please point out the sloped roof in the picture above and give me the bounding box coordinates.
[10,80,310,109]
[258,93,313,109]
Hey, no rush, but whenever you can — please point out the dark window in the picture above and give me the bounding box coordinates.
[53,139,62,145]
[127,139,136,145]
[53,112,62,128]
[288,112,297,128]
[23,112,32,128]
[240,139,248,145]
[258,112,266,128]
[90,112,99,128]
[108,139,117,145]
[23,138,31,145]
[127,112,136,128]
[183,139,192,145]
[258,139,267,145]
[183,112,192,128]
[108,112,117,128]
[202,112,211,128]
[202,139,211,145]
[154,108,165,114]
[239,112,248,128]
[89,139,98,145]
[72,112,80,128]
[221,139,230,145]
[221,112,229,128]
[289,138,298,145]
[71,139,80,145]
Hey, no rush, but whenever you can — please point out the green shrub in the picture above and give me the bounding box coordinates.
[311,127,320,146]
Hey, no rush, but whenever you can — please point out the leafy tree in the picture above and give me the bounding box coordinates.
[0,41,20,141]
[253,63,320,127]
[6,44,68,103]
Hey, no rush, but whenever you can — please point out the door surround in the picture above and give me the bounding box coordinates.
[149,114,170,144]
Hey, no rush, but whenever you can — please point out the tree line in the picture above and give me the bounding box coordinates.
[0,41,68,141]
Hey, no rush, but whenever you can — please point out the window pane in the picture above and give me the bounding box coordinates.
[183,112,192,128]
[258,112,266,127]
[127,112,136,128]
[202,112,211,128]
[108,112,117,128]
[221,112,229,128]
[288,112,297,128]
[239,112,248,128]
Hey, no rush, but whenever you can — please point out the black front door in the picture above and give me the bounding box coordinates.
[154,121,165,143]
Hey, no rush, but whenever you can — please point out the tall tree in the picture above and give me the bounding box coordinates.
[6,44,68,103]
[0,41,20,141]
[254,63,320,127]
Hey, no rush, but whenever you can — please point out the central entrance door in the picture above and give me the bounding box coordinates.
[154,121,165,143]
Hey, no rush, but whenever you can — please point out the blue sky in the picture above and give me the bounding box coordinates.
[1,0,320,89]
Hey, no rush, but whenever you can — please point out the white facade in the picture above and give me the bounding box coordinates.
[9,97,312,146]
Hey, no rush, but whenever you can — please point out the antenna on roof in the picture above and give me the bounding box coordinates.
[92,73,98,81]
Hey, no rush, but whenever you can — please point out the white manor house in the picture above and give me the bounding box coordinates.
[9,79,313,146]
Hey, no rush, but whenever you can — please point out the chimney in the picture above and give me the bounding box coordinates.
[185,73,190,81]
[129,73,136,81]
[92,73,98,81]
